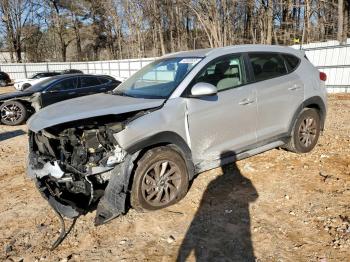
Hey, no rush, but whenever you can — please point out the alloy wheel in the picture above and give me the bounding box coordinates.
[141,160,182,207]
[1,103,23,124]
[298,116,317,147]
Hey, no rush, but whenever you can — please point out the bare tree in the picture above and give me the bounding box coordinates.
[1,0,348,62]
[0,0,35,62]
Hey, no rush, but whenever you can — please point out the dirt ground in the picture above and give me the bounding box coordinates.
[0,86,349,262]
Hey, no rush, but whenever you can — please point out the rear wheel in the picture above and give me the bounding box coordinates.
[0,80,6,87]
[0,101,28,125]
[131,146,189,211]
[284,108,321,153]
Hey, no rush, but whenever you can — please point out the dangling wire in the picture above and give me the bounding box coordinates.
[50,206,79,251]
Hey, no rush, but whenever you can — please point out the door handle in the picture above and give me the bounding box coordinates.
[239,98,254,105]
[288,85,301,91]
[68,92,76,95]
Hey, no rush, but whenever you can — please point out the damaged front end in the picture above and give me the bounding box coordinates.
[28,117,137,226]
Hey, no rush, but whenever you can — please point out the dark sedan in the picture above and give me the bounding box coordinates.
[0,74,121,125]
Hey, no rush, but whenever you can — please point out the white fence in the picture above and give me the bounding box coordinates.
[0,58,156,80]
[1,41,350,93]
[292,40,350,93]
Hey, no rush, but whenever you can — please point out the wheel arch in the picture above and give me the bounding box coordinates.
[9,99,35,115]
[124,131,195,180]
[289,96,326,134]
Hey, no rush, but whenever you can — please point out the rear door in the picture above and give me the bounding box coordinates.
[40,77,78,107]
[78,76,103,95]
[186,54,257,162]
[248,52,304,141]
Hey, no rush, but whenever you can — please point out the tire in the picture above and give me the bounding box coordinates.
[284,108,321,153]
[0,101,28,125]
[21,83,31,90]
[131,146,189,211]
[0,80,6,87]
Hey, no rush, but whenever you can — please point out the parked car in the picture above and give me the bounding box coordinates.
[61,69,84,74]
[0,74,121,125]
[14,72,62,91]
[14,70,85,91]
[27,45,327,226]
[0,71,11,87]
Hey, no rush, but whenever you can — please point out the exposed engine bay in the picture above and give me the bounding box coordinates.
[27,115,140,227]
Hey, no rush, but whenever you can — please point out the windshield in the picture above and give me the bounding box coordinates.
[113,57,202,99]
[25,78,57,92]
[29,73,40,79]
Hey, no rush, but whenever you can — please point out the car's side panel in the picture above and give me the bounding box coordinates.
[254,72,304,141]
[114,97,189,157]
[299,58,328,117]
[185,84,257,163]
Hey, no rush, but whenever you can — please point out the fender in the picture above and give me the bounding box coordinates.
[124,131,195,180]
[288,96,327,134]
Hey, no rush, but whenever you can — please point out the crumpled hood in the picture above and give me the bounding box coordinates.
[27,93,165,132]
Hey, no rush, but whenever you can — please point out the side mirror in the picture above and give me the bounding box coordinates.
[190,82,217,97]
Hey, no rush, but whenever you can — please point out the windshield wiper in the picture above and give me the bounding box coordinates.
[113,91,137,98]
[113,90,126,96]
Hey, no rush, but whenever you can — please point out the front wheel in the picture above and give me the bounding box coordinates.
[0,80,6,87]
[284,108,321,153]
[0,101,28,125]
[131,146,189,211]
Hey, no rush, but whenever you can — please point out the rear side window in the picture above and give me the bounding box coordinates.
[282,54,300,72]
[249,53,287,82]
[80,76,101,88]
[98,77,112,84]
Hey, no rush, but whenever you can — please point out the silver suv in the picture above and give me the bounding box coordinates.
[27,45,327,225]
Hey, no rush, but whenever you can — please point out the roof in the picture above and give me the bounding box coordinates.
[163,44,304,59]
[48,73,103,80]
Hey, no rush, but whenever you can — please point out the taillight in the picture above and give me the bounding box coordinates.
[320,72,327,81]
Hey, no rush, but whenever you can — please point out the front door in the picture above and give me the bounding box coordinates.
[41,77,79,107]
[186,54,257,163]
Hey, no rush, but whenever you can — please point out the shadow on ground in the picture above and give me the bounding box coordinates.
[0,129,26,142]
[177,152,258,261]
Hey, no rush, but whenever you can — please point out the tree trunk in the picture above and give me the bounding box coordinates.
[73,17,82,61]
[343,1,349,43]
[338,0,344,44]
[266,1,273,44]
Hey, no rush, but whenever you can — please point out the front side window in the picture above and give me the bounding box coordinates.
[98,77,112,84]
[114,57,202,99]
[49,78,78,92]
[249,53,287,82]
[192,55,245,92]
